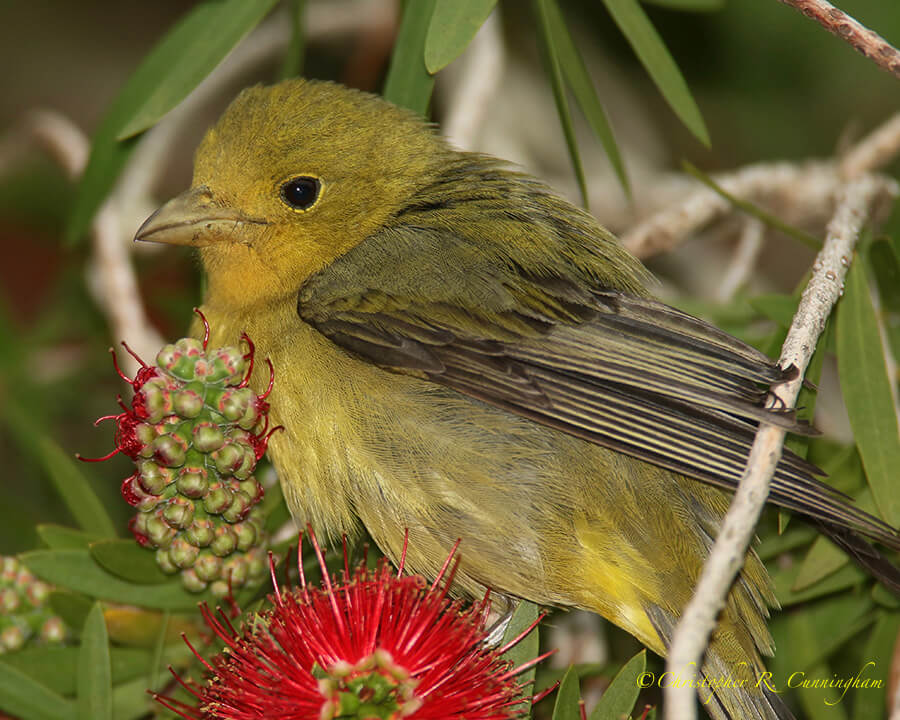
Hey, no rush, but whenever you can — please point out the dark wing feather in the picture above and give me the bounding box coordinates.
[297,163,900,555]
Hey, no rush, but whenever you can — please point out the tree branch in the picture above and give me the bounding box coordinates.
[664,173,899,720]
[776,0,900,81]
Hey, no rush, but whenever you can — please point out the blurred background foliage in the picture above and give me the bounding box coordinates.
[0,1,898,719]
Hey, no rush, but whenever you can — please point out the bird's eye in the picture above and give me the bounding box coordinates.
[280,176,321,211]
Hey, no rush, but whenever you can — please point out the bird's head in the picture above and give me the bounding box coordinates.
[136,79,446,310]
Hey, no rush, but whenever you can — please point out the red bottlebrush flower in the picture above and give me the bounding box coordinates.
[157,532,546,719]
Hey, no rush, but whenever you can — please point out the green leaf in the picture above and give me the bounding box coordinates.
[641,0,725,10]
[48,590,94,635]
[425,0,498,73]
[682,161,821,249]
[2,399,117,538]
[118,0,280,139]
[78,603,112,720]
[590,650,646,720]
[601,0,709,146]
[37,524,101,550]
[868,237,900,313]
[0,646,151,697]
[543,0,629,196]
[67,0,280,243]
[279,0,307,79]
[22,549,217,611]
[551,665,582,720]
[749,293,797,329]
[792,535,850,591]
[534,0,589,208]
[149,611,170,693]
[383,0,439,115]
[89,539,170,584]
[773,562,865,607]
[837,256,900,527]
[501,601,541,717]
[852,611,899,720]
[0,660,75,720]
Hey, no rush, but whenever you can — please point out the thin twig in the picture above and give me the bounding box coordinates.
[776,0,900,81]
[715,219,765,303]
[840,113,900,179]
[664,173,899,720]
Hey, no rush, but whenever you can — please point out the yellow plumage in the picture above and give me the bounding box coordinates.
[136,78,899,720]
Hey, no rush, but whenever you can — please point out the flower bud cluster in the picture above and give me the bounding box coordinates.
[100,328,278,598]
[0,556,66,653]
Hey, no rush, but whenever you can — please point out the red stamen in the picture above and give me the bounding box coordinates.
[259,358,275,400]
[109,347,133,384]
[120,341,147,368]
[238,332,255,388]
[193,307,210,350]
[76,448,121,463]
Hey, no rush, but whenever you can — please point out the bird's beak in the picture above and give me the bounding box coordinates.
[134,185,267,247]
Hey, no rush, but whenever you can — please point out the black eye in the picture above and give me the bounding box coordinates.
[280,176,321,210]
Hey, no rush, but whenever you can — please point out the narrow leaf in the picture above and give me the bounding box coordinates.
[869,236,900,312]
[641,0,725,10]
[425,0,498,73]
[0,646,151,697]
[279,0,307,79]
[22,549,216,611]
[68,0,279,243]
[773,562,865,607]
[89,539,170,584]
[48,590,93,635]
[543,0,629,196]
[502,600,540,717]
[682,161,821,249]
[2,399,116,538]
[37,524,101,550]
[590,650,646,720]
[383,0,439,115]
[551,665,582,720]
[602,0,709,145]
[0,660,75,720]
[77,603,112,720]
[792,535,849,591]
[852,611,899,720]
[534,0,589,207]
[837,256,900,527]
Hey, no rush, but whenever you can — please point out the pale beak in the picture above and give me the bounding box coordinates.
[134,185,268,247]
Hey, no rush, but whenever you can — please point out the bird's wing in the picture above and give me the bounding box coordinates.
[297,217,900,553]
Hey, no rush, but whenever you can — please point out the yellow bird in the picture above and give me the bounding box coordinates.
[136,79,899,720]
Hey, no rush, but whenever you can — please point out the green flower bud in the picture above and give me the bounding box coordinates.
[186,518,215,547]
[141,380,173,424]
[210,580,230,598]
[223,556,249,587]
[181,568,207,593]
[237,402,261,431]
[213,442,243,475]
[138,461,172,495]
[176,338,205,356]
[203,483,232,515]
[174,388,204,418]
[247,549,267,580]
[168,538,200,569]
[232,444,256,480]
[0,588,19,613]
[194,552,223,583]
[238,477,263,503]
[217,388,251,422]
[176,466,209,498]
[156,343,181,371]
[234,522,258,551]
[192,422,225,453]
[208,347,246,384]
[1,624,26,652]
[40,617,66,644]
[210,527,238,557]
[25,580,50,606]
[146,513,176,549]
[134,422,158,447]
[223,490,252,523]
[163,498,195,529]
[156,548,178,574]
[153,433,187,468]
